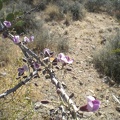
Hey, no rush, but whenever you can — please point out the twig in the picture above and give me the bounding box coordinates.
[112,94,120,105]
[0,71,37,98]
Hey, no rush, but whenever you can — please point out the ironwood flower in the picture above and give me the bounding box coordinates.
[3,21,11,28]
[18,65,28,76]
[33,62,40,70]
[80,96,100,112]
[43,48,54,57]
[13,35,20,44]
[57,53,73,64]
[24,36,34,43]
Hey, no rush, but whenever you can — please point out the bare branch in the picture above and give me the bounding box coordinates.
[0,71,37,98]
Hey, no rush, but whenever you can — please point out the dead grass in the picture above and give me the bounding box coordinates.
[45,4,63,21]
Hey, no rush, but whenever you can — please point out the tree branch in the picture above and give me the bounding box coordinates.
[0,71,37,98]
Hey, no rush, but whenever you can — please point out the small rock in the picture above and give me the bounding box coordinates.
[107,27,112,32]
[116,106,120,112]
[91,45,96,49]
[0,72,7,76]
[83,112,93,118]
[79,81,83,86]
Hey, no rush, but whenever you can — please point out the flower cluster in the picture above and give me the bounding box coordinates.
[24,36,34,43]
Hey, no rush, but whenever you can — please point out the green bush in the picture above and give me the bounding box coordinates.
[93,30,120,82]
[85,0,106,12]
[70,1,85,20]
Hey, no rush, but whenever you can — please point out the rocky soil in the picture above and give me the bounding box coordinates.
[31,12,120,120]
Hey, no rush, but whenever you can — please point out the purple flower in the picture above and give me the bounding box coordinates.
[24,36,34,43]
[24,36,30,43]
[3,21,11,28]
[18,65,28,76]
[80,96,100,112]
[43,48,51,56]
[13,35,20,44]
[33,62,40,70]
[43,48,54,57]
[57,53,73,64]
[30,36,34,42]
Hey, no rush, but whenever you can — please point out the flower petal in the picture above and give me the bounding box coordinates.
[30,36,34,42]
[87,101,94,112]
[3,21,11,28]
[43,48,51,56]
[13,35,20,44]
[87,96,95,102]
[92,100,100,112]
[24,36,30,42]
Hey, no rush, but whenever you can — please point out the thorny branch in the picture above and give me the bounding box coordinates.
[0,71,38,98]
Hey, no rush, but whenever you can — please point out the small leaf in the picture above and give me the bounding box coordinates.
[45,75,50,79]
[14,11,23,17]
[15,20,25,27]
[23,76,27,78]
[0,0,3,10]
[34,83,38,87]
[69,93,74,99]
[41,100,50,104]
[112,49,120,54]
[6,13,14,21]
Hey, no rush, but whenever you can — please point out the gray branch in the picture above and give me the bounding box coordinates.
[0,71,37,98]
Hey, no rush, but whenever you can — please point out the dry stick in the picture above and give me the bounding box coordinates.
[0,71,38,98]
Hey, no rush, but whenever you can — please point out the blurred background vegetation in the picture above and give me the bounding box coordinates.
[0,0,120,119]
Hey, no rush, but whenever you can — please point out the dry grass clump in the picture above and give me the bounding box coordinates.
[56,37,69,53]
[93,30,120,83]
[0,39,14,67]
[43,0,86,21]
[45,4,63,21]
[28,29,69,54]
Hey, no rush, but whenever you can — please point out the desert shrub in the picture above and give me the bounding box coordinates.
[112,0,120,19]
[70,1,85,20]
[56,37,69,53]
[45,4,63,21]
[53,0,73,14]
[93,30,120,82]
[28,25,69,54]
[85,0,106,12]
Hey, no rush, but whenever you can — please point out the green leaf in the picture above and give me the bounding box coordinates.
[15,20,25,27]
[0,0,3,10]
[112,49,120,54]
[14,11,23,17]
[6,13,14,21]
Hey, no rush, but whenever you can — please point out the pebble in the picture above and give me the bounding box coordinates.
[116,106,120,112]
[0,72,7,76]
[83,112,93,118]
